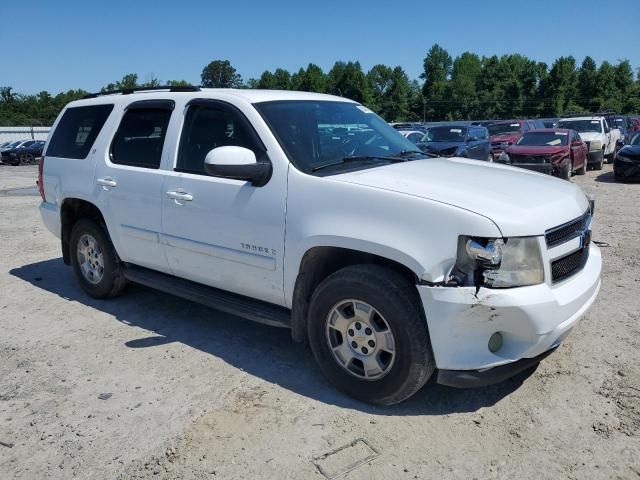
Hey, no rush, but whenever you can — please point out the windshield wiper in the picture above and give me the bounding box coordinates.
[311,154,407,172]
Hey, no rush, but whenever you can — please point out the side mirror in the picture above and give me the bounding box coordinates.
[204,146,271,187]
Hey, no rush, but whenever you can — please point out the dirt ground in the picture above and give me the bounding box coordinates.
[0,163,638,480]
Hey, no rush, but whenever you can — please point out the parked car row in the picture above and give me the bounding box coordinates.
[0,139,46,165]
[395,112,638,182]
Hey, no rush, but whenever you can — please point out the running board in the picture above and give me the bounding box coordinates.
[123,265,291,328]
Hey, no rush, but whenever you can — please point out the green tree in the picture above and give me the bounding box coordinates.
[328,61,370,104]
[421,44,452,120]
[295,64,328,93]
[595,61,619,111]
[449,52,481,119]
[577,56,598,111]
[200,60,242,88]
[542,56,578,115]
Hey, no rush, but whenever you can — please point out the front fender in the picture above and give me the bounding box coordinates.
[283,167,502,306]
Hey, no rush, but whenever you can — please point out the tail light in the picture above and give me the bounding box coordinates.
[37,156,46,202]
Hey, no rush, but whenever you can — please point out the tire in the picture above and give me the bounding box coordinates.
[19,153,34,166]
[488,153,494,162]
[593,155,604,171]
[556,161,571,181]
[69,218,127,298]
[575,162,586,175]
[307,264,435,405]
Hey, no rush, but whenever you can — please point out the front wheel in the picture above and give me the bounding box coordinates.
[555,161,571,180]
[70,218,127,298]
[307,265,435,405]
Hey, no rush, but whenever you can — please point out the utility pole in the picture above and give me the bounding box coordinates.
[422,99,426,123]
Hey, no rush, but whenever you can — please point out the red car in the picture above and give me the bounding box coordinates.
[487,120,538,159]
[496,129,588,180]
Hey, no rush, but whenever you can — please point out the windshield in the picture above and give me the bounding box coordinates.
[4,141,20,148]
[256,101,420,174]
[517,131,569,146]
[556,119,602,133]
[488,123,522,135]
[423,126,467,142]
[631,133,640,146]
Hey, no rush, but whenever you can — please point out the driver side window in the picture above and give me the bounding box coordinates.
[176,105,256,175]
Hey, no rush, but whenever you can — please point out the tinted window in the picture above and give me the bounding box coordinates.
[177,105,257,175]
[46,104,113,159]
[111,108,172,169]
[488,123,523,135]
[425,126,467,142]
[516,131,569,146]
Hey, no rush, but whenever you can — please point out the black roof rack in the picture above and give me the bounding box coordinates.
[83,85,201,99]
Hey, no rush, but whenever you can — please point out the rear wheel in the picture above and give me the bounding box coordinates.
[307,264,435,405]
[70,219,127,298]
[19,153,34,165]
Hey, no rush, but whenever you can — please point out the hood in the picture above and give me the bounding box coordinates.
[421,141,463,153]
[332,157,589,237]
[576,131,601,142]
[490,133,521,143]
[506,145,568,156]
[619,145,640,158]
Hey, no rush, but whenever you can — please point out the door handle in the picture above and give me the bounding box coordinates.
[96,177,117,188]
[166,190,193,202]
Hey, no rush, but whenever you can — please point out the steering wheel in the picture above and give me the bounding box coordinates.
[341,136,362,156]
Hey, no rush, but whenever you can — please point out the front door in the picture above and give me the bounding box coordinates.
[161,99,287,305]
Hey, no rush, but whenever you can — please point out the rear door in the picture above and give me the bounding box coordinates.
[93,99,174,273]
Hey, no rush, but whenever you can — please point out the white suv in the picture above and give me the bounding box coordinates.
[38,87,602,405]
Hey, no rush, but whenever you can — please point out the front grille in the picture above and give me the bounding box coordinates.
[551,246,589,283]
[545,210,591,248]
[510,154,550,164]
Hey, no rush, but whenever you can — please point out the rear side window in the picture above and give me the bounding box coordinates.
[46,104,113,159]
[111,107,172,169]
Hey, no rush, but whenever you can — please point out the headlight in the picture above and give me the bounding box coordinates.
[498,152,510,163]
[589,140,602,151]
[452,236,544,288]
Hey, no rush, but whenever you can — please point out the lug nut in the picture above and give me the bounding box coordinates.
[361,347,368,354]
[348,329,354,336]
[368,340,375,348]
[365,327,372,335]
[355,322,361,330]
[351,341,357,348]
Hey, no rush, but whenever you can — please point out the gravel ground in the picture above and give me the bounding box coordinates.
[0,164,638,480]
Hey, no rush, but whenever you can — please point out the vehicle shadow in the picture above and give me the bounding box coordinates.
[595,171,616,183]
[10,258,535,416]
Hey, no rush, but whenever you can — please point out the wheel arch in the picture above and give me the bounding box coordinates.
[60,197,110,265]
[289,245,421,342]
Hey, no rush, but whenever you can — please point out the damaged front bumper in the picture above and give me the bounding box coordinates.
[416,243,602,386]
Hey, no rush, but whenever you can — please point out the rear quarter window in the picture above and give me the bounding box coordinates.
[46,104,114,159]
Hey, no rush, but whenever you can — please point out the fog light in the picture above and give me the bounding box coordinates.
[488,332,503,353]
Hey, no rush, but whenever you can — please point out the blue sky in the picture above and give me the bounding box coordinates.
[4,0,639,94]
